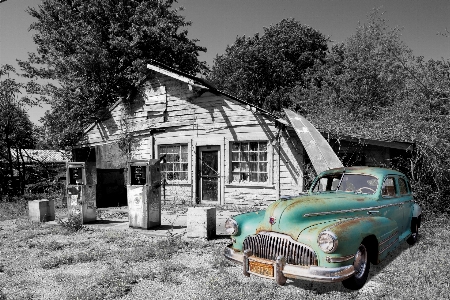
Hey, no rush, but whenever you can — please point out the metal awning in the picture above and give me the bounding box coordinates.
[284,109,343,174]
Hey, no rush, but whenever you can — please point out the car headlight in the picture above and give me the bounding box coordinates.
[317,231,338,253]
[225,218,238,235]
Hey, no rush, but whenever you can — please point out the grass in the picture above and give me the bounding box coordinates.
[1,197,449,299]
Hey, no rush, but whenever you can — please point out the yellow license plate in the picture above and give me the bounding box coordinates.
[249,260,274,277]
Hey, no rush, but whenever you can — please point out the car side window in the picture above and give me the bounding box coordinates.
[381,177,397,197]
[398,178,409,195]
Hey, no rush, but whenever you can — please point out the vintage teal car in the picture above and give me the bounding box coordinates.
[224,167,422,290]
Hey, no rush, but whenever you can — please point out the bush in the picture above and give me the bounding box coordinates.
[57,214,83,233]
[0,197,28,221]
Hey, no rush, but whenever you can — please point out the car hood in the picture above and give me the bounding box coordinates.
[256,192,375,240]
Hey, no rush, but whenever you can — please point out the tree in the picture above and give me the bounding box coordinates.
[208,18,328,113]
[19,0,207,148]
[0,65,35,197]
[290,10,450,213]
[292,10,413,119]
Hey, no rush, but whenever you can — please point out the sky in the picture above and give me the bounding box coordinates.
[1,0,449,125]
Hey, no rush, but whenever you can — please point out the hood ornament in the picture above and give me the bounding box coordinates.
[269,216,276,225]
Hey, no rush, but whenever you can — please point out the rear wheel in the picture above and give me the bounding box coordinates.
[407,216,420,245]
[342,243,370,290]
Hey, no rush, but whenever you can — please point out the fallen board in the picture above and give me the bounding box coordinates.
[284,109,343,174]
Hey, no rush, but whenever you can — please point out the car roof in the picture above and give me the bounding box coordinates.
[319,166,406,178]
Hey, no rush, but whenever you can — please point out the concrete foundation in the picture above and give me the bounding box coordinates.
[187,207,216,239]
[28,199,55,222]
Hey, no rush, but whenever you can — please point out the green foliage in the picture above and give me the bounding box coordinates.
[20,0,207,148]
[209,18,328,112]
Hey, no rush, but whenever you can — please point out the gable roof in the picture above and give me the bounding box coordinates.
[145,60,288,125]
[83,60,288,134]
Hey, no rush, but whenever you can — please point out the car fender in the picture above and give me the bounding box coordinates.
[299,216,398,266]
[412,202,422,218]
[231,211,265,251]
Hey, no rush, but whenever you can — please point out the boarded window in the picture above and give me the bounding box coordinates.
[159,144,189,182]
[231,141,268,183]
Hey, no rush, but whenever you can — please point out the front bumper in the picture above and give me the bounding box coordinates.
[224,245,355,284]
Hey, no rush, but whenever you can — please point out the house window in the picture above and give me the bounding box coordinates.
[231,141,268,183]
[159,144,189,181]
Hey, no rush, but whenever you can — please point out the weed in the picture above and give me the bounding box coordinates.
[67,265,140,300]
[158,261,184,284]
[120,245,157,263]
[53,272,77,284]
[207,272,279,300]
[27,239,69,251]
[0,198,28,221]
[57,214,83,233]
[210,247,233,270]
[155,235,185,257]
[40,250,104,269]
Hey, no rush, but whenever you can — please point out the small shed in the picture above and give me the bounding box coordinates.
[74,61,413,207]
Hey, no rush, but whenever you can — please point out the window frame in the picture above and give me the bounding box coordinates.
[228,140,271,186]
[381,176,398,198]
[158,143,190,183]
[397,177,410,196]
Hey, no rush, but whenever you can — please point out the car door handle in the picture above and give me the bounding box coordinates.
[367,211,379,215]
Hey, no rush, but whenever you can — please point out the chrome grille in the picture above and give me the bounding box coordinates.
[243,232,318,266]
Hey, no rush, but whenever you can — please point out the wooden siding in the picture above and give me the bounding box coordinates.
[95,143,127,169]
[80,72,306,205]
[278,128,305,196]
[161,183,192,204]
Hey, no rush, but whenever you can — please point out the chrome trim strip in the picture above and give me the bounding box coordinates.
[379,230,398,247]
[326,217,363,229]
[303,203,400,217]
[379,231,399,254]
[326,254,355,263]
[379,238,398,254]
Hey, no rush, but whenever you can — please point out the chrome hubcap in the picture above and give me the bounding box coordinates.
[353,244,367,279]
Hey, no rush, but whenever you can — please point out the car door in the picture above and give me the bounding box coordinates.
[379,175,404,234]
[396,176,414,237]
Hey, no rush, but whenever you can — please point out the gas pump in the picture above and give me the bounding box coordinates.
[127,159,161,229]
[66,162,96,223]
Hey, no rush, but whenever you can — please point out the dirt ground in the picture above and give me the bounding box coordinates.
[0,207,449,299]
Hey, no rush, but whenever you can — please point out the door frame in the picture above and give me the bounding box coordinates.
[196,145,221,204]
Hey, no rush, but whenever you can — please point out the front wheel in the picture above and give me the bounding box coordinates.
[342,243,370,290]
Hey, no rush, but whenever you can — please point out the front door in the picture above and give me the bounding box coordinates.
[96,169,127,208]
[197,146,220,203]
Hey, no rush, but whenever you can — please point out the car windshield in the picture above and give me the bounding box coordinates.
[311,173,378,195]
